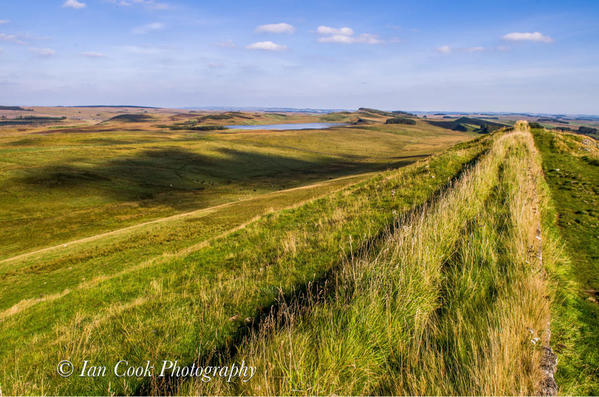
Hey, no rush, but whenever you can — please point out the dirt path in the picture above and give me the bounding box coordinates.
[0,172,373,265]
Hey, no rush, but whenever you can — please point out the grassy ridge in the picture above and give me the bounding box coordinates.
[186,129,551,395]
[534,129,599,394]
[0,134,487,394]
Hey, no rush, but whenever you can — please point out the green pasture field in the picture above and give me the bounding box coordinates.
[0,113,478,394]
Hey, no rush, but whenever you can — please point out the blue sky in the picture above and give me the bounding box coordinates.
[1,0,598,113]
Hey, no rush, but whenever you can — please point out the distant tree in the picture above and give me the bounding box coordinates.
[477,124,490,134]
[578,126,598,135]
[385,117,416,125]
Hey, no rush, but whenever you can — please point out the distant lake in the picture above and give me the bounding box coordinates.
[226,122,347,131]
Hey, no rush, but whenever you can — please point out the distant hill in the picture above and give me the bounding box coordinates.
[0,106,32,111]
[538,117,569,124]
[426,117,507,133]
[385,116,416,125]
[577,126,599,139]
[0,116,65,126]
[358,108,395,117]
[67,105,159,109]
[391,110,417,117]
[106,114,154,123]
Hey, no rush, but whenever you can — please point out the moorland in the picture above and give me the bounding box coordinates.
[0,106,597,395]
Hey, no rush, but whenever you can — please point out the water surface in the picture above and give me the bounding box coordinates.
[226,122,347,131]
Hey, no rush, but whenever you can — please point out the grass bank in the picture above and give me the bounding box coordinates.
[534,129,599,394]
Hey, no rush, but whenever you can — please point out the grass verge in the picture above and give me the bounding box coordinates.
[534,129,599,395]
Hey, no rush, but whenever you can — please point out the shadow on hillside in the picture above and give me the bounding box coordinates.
[137,146,486,395]
[17,147,424,209]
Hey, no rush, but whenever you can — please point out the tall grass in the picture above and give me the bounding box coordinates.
[187,129,551,395]
[0,135,487,395]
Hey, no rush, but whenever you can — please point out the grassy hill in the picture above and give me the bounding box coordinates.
[185,125,555,395]
[0,113,597,395]
[426,116,507,133]
[106,114,154,123]
[0,112,478,395]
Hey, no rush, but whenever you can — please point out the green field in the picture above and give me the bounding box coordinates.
[0,114,466,260]
[0,110,477,394]
[0,111,597,395]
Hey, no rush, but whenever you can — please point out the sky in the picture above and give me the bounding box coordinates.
[0,0,598,114]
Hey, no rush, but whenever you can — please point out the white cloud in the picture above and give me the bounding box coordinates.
[502,32,553,43]
[316,26,381,44]
[353,33,381,44]
[246,41,287,51]
[318,34,353,44]
[256,23,295,34]
[0,33,26,45]
[437,45,451,54]
[82,51,106,57]
[317,26,353,36]
[318,33,381,44]
[110,0,169,10]
[465,46,484,52]
[31,48,56,56]
[0,20,10,25]
[63,0,86,9]
[132,22,165,34]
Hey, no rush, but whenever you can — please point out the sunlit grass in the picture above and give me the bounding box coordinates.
[185,129,552,396]
[0,123,484,395]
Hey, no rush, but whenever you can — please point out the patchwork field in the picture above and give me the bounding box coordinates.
[0,109,597,395]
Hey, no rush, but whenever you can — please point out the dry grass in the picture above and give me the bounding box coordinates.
[184,128,551,396]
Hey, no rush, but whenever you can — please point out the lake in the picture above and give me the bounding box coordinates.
[226,122,347,131]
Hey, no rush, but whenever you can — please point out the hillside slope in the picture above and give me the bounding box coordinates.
[185,124,556,396]
[3,122,596,395]
[0,130,487,395]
